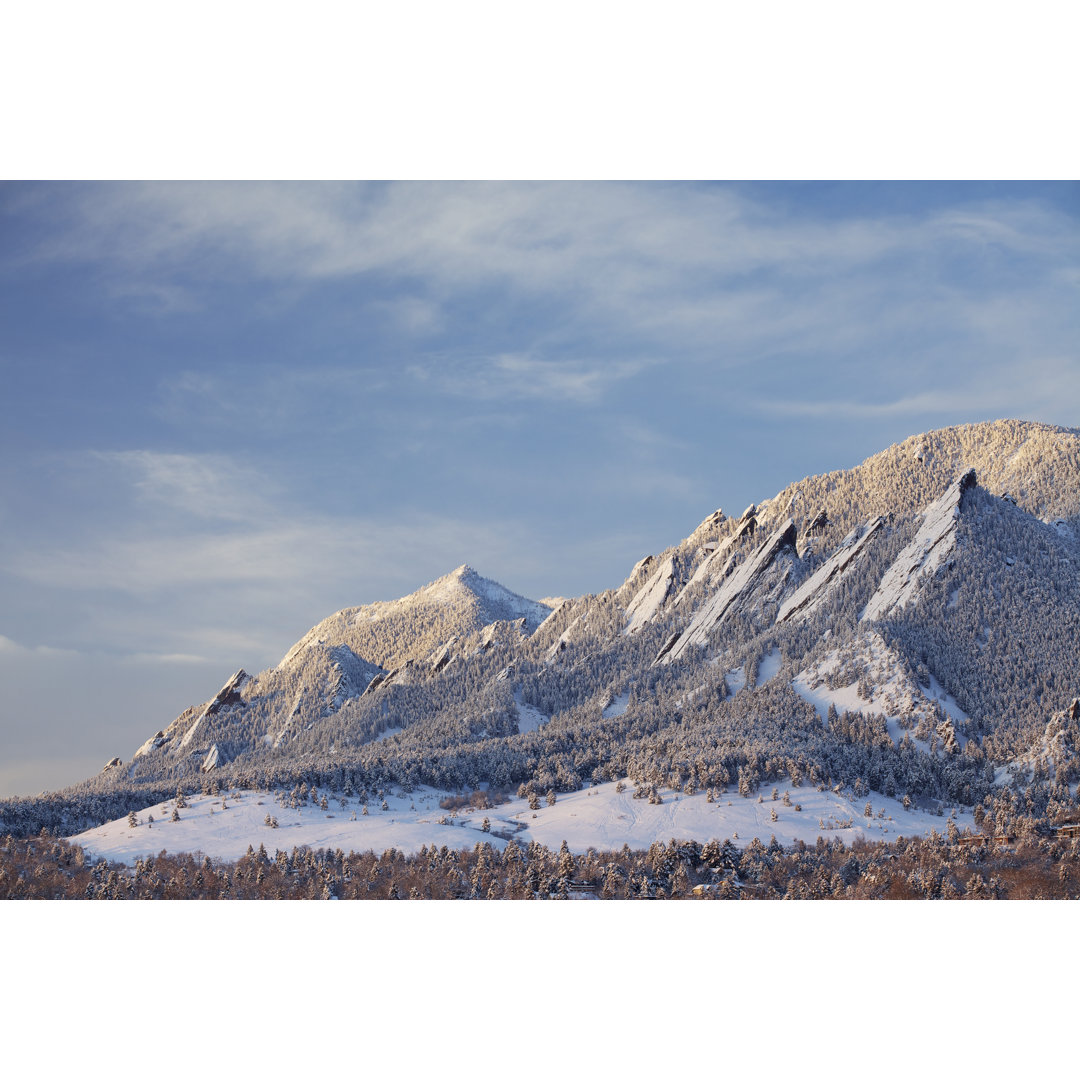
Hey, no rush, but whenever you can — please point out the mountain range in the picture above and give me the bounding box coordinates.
[7,418,1080,848]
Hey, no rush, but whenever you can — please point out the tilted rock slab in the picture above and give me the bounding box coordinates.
[660,518,797,665]
[861,470,976,623]
[776,516,884,624]
[624,557,676,634]
[178,669,248,751]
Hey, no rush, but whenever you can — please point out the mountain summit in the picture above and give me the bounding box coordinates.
[279,563,553,673]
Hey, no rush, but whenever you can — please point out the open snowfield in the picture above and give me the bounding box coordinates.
[602,691,630,718]
[757,647,782,684]
[513,688,550,733]
[71,778,973,866]
[792,630,971,754]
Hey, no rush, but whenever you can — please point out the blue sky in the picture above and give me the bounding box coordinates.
[2,180,1078,795]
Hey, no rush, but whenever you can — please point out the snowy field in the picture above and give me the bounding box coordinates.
[71,778,973,866]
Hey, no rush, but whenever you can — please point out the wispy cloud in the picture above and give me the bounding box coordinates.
[741,355,1080,422]
[122,651,213,666]
[10,183,1076,385]
[10,510,542,597]
[89,450,273,522]
[7,446,563,605]
[410,352,652,404]
[742,392,973,420]
[155,363,400,436]
[0,634,79,659]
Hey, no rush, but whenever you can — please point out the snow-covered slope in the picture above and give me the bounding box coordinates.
[72,778,971,864]
[792,629,969,755]
[125,564,552,775]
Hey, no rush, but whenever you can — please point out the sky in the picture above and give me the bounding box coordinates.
[1,179,1078,796]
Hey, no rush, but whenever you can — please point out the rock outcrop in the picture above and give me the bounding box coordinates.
[428,637,457,674]
[624,557,675,634]
[660,519,797,664]
[178,669,249,751]
[777,516,884,624]
[861,470,975,622]
[672,512,756,607]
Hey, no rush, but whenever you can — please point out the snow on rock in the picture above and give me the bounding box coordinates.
[999,698,1080,787]
[776,516,884,624]
[686,508,726,544]
[377,659,418,690]
[672,513,756,607]
[362,672,388,695]
[325,644,383,699]
[178,669,248,752]
[653,630,681,665]
[477,619,528,652]
[133,731,167,760]
[534,598,571,636]
[801,508,828,539]
[862,470,975,622]
[546,611,588,662]
[624,556,675,634]
[660,519,797,665]
[427,637,457,673]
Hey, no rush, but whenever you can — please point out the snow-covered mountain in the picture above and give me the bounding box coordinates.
[280,563,552,672]
[120,565,553,779]
[9,419,1080,853]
